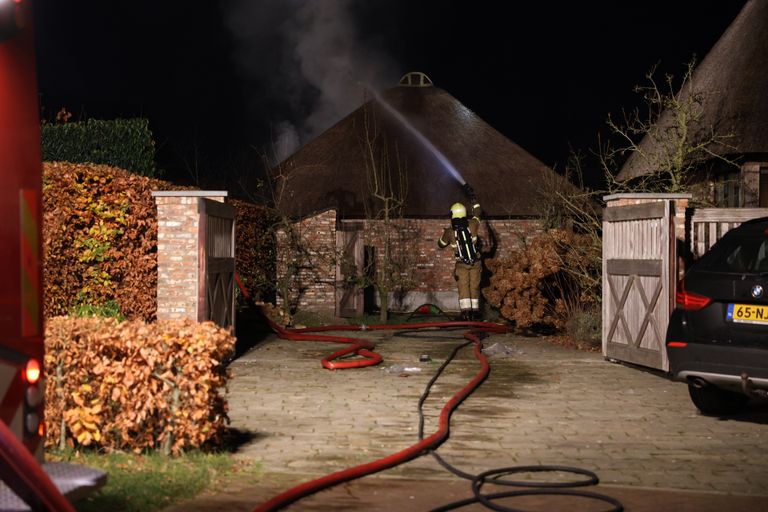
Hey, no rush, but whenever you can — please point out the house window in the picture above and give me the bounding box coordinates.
[760,167,768,208]
[713,172,741,207]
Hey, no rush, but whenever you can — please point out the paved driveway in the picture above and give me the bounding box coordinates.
[169,326,768,510]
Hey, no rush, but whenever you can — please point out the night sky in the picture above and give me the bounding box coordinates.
[32,1,746,191]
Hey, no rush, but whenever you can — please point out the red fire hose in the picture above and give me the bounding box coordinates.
[253,317,508,511]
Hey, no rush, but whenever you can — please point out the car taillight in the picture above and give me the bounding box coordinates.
[676,282,711,311]
[667,341,688,348]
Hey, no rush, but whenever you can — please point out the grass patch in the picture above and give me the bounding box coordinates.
[47,450,260,512]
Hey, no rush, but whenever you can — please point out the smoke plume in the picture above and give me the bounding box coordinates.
[222,0,398,162]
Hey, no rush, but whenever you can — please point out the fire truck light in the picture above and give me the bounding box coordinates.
[26,385,42,407]
[25,412,39,434]
[24,358,41,384]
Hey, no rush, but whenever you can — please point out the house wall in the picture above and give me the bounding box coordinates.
[277,210,543,316]
[741,161,763,207]
[703,160,767,207]
[276,210,338,314]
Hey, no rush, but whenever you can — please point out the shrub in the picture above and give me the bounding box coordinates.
[44,316,235,455]
[41,118,158,177]
[73,300,125,322]
[565,306,602,349]
[482,229,599,330]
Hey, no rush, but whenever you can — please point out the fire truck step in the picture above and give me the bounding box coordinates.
[0,461,107,511]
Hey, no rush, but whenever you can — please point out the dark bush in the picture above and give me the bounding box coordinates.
[231,199,277,305]
[41,118,158,177]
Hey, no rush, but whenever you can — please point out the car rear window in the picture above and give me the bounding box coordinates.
[695,234,768,273]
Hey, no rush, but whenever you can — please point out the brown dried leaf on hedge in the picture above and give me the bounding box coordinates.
[44,316,235,454]
[482,229,597,329]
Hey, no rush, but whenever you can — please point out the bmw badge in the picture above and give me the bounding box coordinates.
[752,284,765,299]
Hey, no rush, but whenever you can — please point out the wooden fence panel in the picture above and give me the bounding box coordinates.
[689,208,768,258]
[198,198,235,330]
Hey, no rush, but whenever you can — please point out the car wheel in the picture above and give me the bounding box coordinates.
[688,383,749,415]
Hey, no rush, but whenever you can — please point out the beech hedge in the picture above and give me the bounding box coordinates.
[44,316,235,454]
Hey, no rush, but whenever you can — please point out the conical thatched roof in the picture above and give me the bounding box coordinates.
[275,76,567,219]
[619,0,768,180]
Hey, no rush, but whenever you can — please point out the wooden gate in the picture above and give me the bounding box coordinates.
[602,201,675,371]
[198,198,235,330]
[335,221,364,317]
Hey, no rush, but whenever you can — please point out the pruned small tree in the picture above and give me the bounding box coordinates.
[351,103,417,322]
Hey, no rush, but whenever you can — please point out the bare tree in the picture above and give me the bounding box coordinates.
[531,59,738,321]
[602,59,737,196]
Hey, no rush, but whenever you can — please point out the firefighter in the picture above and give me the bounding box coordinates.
[438,185,482,321]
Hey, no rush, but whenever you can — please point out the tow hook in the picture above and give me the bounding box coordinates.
[689,377,707,389]
[740,373,768,398]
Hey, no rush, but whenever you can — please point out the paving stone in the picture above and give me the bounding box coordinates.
[225,330,768,498]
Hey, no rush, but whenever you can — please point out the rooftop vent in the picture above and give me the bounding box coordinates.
[399,71,433,87]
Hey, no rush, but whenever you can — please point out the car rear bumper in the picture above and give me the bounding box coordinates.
[667,342,768,393]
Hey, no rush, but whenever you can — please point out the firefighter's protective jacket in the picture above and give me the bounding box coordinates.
[437,203,481,261]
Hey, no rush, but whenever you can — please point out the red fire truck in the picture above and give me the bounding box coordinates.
[0,1,105,509]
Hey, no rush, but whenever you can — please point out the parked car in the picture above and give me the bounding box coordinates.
[666,216,768,415]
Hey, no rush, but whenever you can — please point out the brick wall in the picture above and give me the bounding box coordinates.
[152,191,226,321]
[276,210,337,313]
[277,211,542,315]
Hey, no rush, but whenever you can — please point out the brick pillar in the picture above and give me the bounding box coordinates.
[151,191,227,321]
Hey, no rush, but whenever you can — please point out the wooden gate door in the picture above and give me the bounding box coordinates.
[602,201,674,371]
[198,198,236,330]
[335,221,364,317]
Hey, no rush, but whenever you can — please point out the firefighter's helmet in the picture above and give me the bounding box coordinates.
[450,203,467,219]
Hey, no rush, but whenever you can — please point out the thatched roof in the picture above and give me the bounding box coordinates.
[619,0,768,180]
[275,76,568,219]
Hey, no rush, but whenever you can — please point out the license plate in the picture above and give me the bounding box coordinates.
[727,303,768,325]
